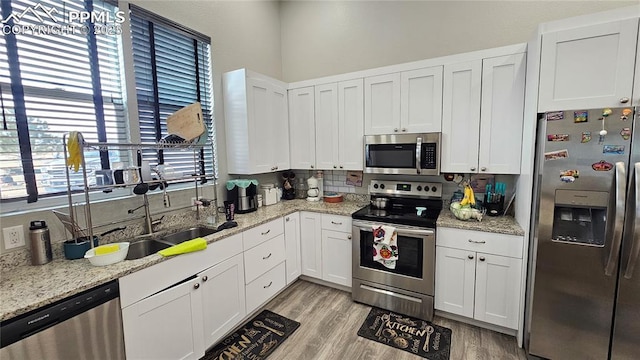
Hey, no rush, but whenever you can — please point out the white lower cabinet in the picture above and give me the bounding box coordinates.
[300,211,323,278]
[284,212,302,284]
[435,228,523,330]
[321,229,352,286]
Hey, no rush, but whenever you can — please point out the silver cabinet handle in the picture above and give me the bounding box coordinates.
[624,163,640,279]
[339,165,343,169]
[479,256,485,262]
[311,165,314,169]
[261,229,271,236]
[347,235,352,240]
[605,162,627,276]
[263,253,272,260]
[285,217,290,222]
[402,128,407,132]
[275,166,278,170]
[394,128,398,132]
[333,165,337,169]
[194,283,200,289]
[263,281,272,289]
[481,167,486,171]
[331,221,342,225]
[620,97,630,103]
[468,239,486,244]
[468,255,474,260]
[470,167,476,172]
[202,276,208,282]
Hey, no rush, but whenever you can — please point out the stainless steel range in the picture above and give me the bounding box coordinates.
[352,180,442,321]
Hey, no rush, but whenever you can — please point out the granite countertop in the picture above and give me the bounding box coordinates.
[1,199,524,322]
[0,199,366,322]
[436,208,524,236]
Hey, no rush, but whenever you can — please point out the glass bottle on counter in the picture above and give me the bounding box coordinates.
[295,177,307,199]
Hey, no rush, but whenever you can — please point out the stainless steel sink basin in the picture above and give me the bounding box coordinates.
[160,226,218,245]
[126,239,173,260]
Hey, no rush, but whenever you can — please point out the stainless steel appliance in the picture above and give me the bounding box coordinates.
[0,280,125,360]
[352,180,442,321]
[364,133,441,175]
[226,179,258,213]
[527,107,639,359]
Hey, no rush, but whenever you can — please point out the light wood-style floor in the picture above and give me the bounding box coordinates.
[264,280,528,360]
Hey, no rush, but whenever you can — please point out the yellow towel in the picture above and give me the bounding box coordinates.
[159,238,207,257]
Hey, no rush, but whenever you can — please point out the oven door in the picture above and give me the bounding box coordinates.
[351,220,435,295]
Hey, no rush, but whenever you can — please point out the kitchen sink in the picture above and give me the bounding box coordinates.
[160,226,218,245]
[126,239,173,260]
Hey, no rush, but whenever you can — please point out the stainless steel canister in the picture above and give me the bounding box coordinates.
[29,220,52,265]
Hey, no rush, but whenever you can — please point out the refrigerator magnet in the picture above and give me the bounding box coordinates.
[592,160,613,171]
[621,108,632,121]
[547,134,569,142]
[574,110,588,123]
[544,149,569,161]
[621,128,631,140]
[546,111,564,121]
[560,170,579,183]
[581,131,592,143]
[603,145,625,155]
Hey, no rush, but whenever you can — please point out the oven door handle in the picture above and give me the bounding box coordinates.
[353,222,434,237]
[415,136,422,175]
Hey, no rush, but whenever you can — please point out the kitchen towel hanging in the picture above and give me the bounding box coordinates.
[372,225,398,269]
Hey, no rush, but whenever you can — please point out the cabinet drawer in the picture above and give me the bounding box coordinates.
[321,214,352,233]
[245,262,286,313]
[243,218,284,250]
[244,235,286,284]
[437,227,523,258]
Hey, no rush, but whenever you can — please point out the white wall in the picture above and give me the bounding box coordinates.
[280,0,636,82]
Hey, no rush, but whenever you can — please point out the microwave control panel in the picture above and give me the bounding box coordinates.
[422,143,437,169]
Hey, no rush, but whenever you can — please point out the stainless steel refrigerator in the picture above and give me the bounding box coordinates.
[527,107,639,359]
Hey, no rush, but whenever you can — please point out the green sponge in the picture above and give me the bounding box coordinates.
[159,238,207,257]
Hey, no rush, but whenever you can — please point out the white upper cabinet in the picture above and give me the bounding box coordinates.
[441,60,482,173]
[538,18,639,112]
[365,67,443,135]
[224,69,290,174]
[400,67,443,133]
[634,26,640,107]
[288,87,316,170]
[314,79,364,171]
[479,53,526,174]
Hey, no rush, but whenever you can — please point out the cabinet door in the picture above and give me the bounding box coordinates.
[321,230,352,287]
[434,246,475,318]
[338,79,364,170]
[364,73,401,135]
[246,78,273,174]
[441,60,482,173]
[538,18,638,111]
[288,87,316,170]
[634,28,640,107]
[400,67,443,133]
[300,211,322,279]
[271,84,290,171]
[201,254,246,347]
[479,53,526,174]
[315,83,340,170]
[474,253,522,329]
[284,212,301,284]
[122,278,204,360]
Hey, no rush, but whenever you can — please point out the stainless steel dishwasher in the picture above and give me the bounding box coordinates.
[0,280,125,360]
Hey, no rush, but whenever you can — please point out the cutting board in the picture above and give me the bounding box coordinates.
[166,102,205,141]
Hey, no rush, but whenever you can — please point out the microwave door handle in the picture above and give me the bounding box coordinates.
[605,162,627,276]
[624,163,640,279]
[416,137,422,174]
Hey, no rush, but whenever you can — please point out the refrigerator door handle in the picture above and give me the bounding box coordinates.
[623,163,640,279]
[605,162,627,276]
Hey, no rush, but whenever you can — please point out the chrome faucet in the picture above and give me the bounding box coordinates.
[152,168,171,208]
[127,193,163,235]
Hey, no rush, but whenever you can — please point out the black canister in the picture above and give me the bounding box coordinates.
[29,220,52,265]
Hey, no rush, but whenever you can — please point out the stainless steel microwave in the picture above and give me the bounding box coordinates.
[364,133,440,175]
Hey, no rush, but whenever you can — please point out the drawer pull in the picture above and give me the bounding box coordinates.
[347,235,352,240]
[202,276,208,282]
[331,221,343,225]
[468,239,486,244]
[263,253,272,260]
[261,229,271,236]
[468,255,474,260]
[479,256,486,262]
[194,283,200,289]
[263,281,273,289]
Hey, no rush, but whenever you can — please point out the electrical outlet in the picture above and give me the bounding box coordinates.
[3,225,25,250]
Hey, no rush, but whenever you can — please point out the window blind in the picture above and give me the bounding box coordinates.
[0,0,127,201]
[130,6,215,180]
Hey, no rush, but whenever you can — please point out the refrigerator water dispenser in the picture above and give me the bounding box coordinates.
[551,190,608,246]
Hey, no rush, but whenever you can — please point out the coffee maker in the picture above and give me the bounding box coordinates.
[226,179,258,213]
[281,171,296,200]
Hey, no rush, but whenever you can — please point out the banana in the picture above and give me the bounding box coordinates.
[469,185,476,206]
[460,185,471,206]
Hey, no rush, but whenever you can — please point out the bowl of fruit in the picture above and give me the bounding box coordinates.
[450,184,485,221]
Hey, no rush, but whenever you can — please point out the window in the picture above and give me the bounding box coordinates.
[0,0,127,202]
[0,1,216,204]
[130,4,215,181]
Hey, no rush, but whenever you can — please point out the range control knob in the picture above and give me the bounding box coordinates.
[424,186,430,192]
[417,186,422,191]
[373,184,379,189]
[431,186,438,192]
[380,184,385,189]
